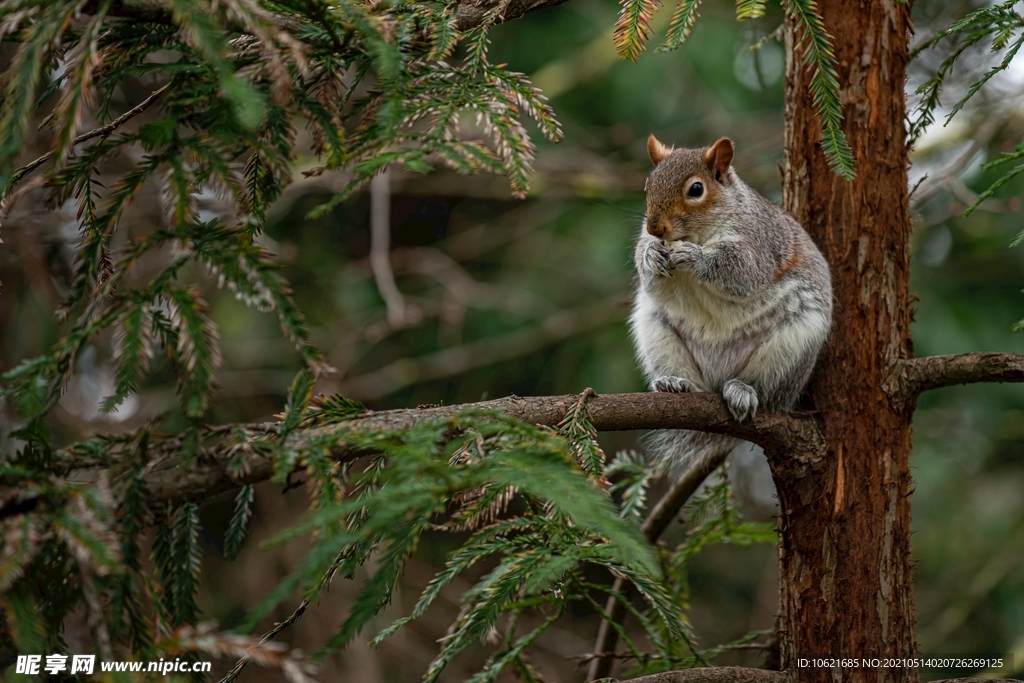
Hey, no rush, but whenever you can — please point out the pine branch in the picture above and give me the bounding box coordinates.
[139,392,823,505]
[613,0,659,62]
[887,353,1024,400]
[95,0,573,41]
[86,0,253,33]
[3,84,170,197]
[454,0,571,31]
[661,0,702,52]
[217,566,327,683]
[786,0,856,179]
[587,444,732,679]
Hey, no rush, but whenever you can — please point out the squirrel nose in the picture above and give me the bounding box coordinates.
[646,218,665,238]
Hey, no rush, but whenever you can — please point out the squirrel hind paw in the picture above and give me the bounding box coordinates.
[654,376,700,393]
[723,379,758,421]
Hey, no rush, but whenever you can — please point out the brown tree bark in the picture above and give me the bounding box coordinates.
[777,1,917,681]
[126,391,820,504]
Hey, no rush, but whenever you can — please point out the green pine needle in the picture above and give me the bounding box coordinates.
[736,0,768,21]
[788,0,856,179]
[614,0,660,62]
[660,0,702,51]
[224,485,256,561]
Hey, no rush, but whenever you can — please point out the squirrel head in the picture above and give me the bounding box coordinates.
[644,135,736,243]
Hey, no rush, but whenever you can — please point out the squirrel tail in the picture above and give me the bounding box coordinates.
[640,430,742,538]
[644,429,740,475]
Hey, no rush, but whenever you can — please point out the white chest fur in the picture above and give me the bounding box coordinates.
[650,269,793,343]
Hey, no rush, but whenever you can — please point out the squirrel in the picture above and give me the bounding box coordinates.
[629,135,832,467]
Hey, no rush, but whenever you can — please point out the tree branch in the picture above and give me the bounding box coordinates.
[909,109,1012,209]
[454,0,570,30]
[887,353,1024,400]
[335,297,625,400]
[142,392,823,504]
[2,84,170,202]
[369,167,410,328]
[595,666,785,683]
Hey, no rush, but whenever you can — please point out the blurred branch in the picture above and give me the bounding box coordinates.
[321,234,558,377]
[441,199,561,261]
[393,247,536,315]
[370,167,411,328]
[364,245,542,347]
[948,178,1019,214]
[909,110,1012,209]
[142,391,823,504]
[333,296,625,400]
[353,246,540,346]
[888,353,1024,400]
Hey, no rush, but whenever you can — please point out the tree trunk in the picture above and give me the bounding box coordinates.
[776,2,917,682]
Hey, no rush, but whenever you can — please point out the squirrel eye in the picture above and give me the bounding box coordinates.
[687,182,704,199]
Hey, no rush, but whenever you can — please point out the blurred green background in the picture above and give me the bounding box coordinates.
[1,0,1022,680]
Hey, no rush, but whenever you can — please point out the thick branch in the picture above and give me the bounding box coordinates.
[454,0,570,30]
[596,667,785,683]
[887,353,1024,400]
[143,392,822,503]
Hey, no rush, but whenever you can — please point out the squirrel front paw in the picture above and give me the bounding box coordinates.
[654,376,700,393]
[667,241,702,269]
[722,379,758,421]
[642,241,673,277]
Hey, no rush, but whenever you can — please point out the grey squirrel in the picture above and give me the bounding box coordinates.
[630,135,832,466]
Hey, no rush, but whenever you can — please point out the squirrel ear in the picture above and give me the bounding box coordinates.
[647,135,672,165]
[703,137,734,178]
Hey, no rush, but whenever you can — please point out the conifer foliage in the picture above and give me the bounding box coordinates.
[0,1,771,678]
[910,0,1024,220]
[3,0,1021,680]
[613,0,860,179]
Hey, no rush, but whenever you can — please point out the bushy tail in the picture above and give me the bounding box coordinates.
[645,429,740,474]
[640,429,742,537]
